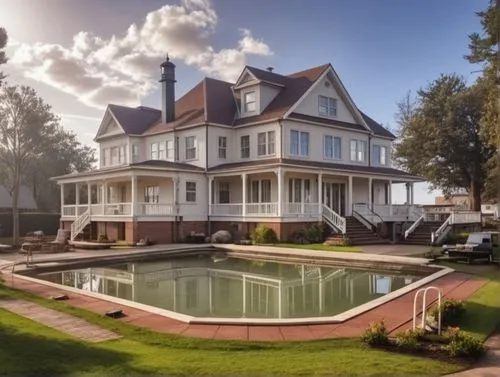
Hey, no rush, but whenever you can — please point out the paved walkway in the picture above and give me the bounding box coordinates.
[0,299,122,343]
[1,271,486,341]
[447,334,500,376]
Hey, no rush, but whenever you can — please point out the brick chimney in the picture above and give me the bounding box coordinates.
[159,56,176,123]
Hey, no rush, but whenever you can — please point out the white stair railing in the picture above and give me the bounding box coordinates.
[431,214,452,245]
[413,286,442,335]
[322,204,346,234]
[70,209,91,241]
[404,214,425,239]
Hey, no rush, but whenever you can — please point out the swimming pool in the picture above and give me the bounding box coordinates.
[35,252,435,321]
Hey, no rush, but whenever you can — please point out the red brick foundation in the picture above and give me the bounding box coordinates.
[209,221,317,242]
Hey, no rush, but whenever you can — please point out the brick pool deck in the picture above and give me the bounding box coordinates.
[0,271,487,342]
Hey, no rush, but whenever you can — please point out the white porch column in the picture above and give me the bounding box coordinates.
[101,181,107,214]
[75,183,80,206]
[87,182,91,212]
[317,172,323,215]
[388,179,393,215]
[60,183,65,212]
[242,173,247,216]
[410,182,415,205]
[300,179,305,214]
[277,168,283,217]
[405,183,410,204]
[208,176,214,216]
[347,175,353,216]
[131,174,137,216]
[368,177,373,209]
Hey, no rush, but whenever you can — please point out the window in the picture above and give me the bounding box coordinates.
[185,136,196,160]
[174,137,179,161]
[132,144,139,159]
[324,135,342,160]
[257,131,276,156]
[158,141,166,160]
[144,186,159,203]
[318,95,337,117]
[372,145,387,166]
[244,91,256,113]
[118,145,126,164]
[218,136,227,159]
[150,143,158,160]
[186,181,196,202]
[249,180,271,203]
[101,148,107,166]
[290,130,309,157]
[350,140,367,162]
[166,140,174,160]
[111,147,118,165]
[218,182,230,203]
[288,178,311,203]
[241,135,250,158]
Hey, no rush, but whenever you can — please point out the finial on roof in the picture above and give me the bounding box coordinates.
[166,53,170,62]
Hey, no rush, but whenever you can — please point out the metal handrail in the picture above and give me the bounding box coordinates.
[352,210,375,231]
[404,214,425,239]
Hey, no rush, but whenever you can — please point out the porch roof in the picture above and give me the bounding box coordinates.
[207,158,424,182]
[52,160,204,182]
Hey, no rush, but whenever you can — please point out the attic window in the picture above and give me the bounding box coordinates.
[318,95,337,118]
[244,91,256,113]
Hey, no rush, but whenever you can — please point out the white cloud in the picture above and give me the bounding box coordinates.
[9,0,273,109]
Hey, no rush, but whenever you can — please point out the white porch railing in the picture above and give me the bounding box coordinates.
[431,211,482,244]
[90,204,104,215]
[431,215,452,245]
[322,204,346,234]
[285,202,319,215]
[137,203,174,216]
[246,202,278,216]
[211,203,243,216]
[404,214,425,239]
[104,203,132,216]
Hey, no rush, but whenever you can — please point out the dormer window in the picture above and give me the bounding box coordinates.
[319,95,337,117]
[244,91,256,113]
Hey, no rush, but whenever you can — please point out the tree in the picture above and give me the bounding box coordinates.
[394,74,496,211]
[465,0,499,202]
[0,84,95,244]
[0,27,7,84]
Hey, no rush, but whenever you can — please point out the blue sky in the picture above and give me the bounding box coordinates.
[1,0,488,203]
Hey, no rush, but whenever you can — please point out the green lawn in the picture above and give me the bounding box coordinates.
[274,243,362,252]
[0,282,461,377]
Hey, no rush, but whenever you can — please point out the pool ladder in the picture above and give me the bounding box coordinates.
[412,286,442,335]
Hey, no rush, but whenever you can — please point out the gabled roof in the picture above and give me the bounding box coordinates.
[0,185,37,210]
[96,63,394,139]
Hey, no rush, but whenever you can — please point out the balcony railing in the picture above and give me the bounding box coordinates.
[246,202,278,216]
[137,203,174,216]
[212,203,243,216]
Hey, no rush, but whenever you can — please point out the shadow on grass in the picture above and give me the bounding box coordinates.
[0,322,132,376]
[454,299,500,340]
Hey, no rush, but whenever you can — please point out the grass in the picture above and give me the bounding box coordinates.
[274,243,362,252]
[0,281,460,377]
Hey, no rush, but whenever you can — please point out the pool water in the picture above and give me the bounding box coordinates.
[37,255,428,319]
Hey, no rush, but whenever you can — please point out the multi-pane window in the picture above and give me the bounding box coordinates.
[118,145,126,164]
[218,182,230,203]
[290,130,309,157]
[318,95,337,117]
[144,186,159,203]
[166,140,174,160]
[218,136,227,159]
[250,180,271,203]
[372,145,387,166]
[257,131,275,156]
[174,137,179,161]
[185,136,196,160]
[350,140,367,162]
[288,178,311,203]
[101,148,107,166]
[324,135,342,160]
[150,143,158,160]
[158,141,166,160]
[132,144,139,160]
[241,135,250,158]
[244,91,256,113]
[186,181,196,202]
[111,147,118,165]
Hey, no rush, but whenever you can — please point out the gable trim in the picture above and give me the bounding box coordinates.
[283,65,372,132]
[233,67,258,88]
[93,106,126,142]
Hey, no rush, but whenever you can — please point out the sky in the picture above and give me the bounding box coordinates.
[0,0,489,204]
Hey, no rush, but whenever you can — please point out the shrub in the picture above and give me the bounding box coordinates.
[185,234,206,243]
[430,299,466,326]
[361,320,389,346]
[446,331,485,358]
[288,223,325,244]
[251,225,278,244]
[395,329,422,351]
[97,234,108,243]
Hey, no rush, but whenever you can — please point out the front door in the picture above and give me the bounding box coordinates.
[323,182,346,216]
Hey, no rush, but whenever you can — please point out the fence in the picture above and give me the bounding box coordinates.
[0,212,61,238]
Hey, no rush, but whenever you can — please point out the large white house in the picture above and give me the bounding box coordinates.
[54,58,444,244]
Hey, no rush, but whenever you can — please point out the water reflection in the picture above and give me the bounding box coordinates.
[39,256,425,319]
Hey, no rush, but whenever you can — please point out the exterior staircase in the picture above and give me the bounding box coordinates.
[400,221,442,245]
[70,209,91,241]
[325,216,386,246]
